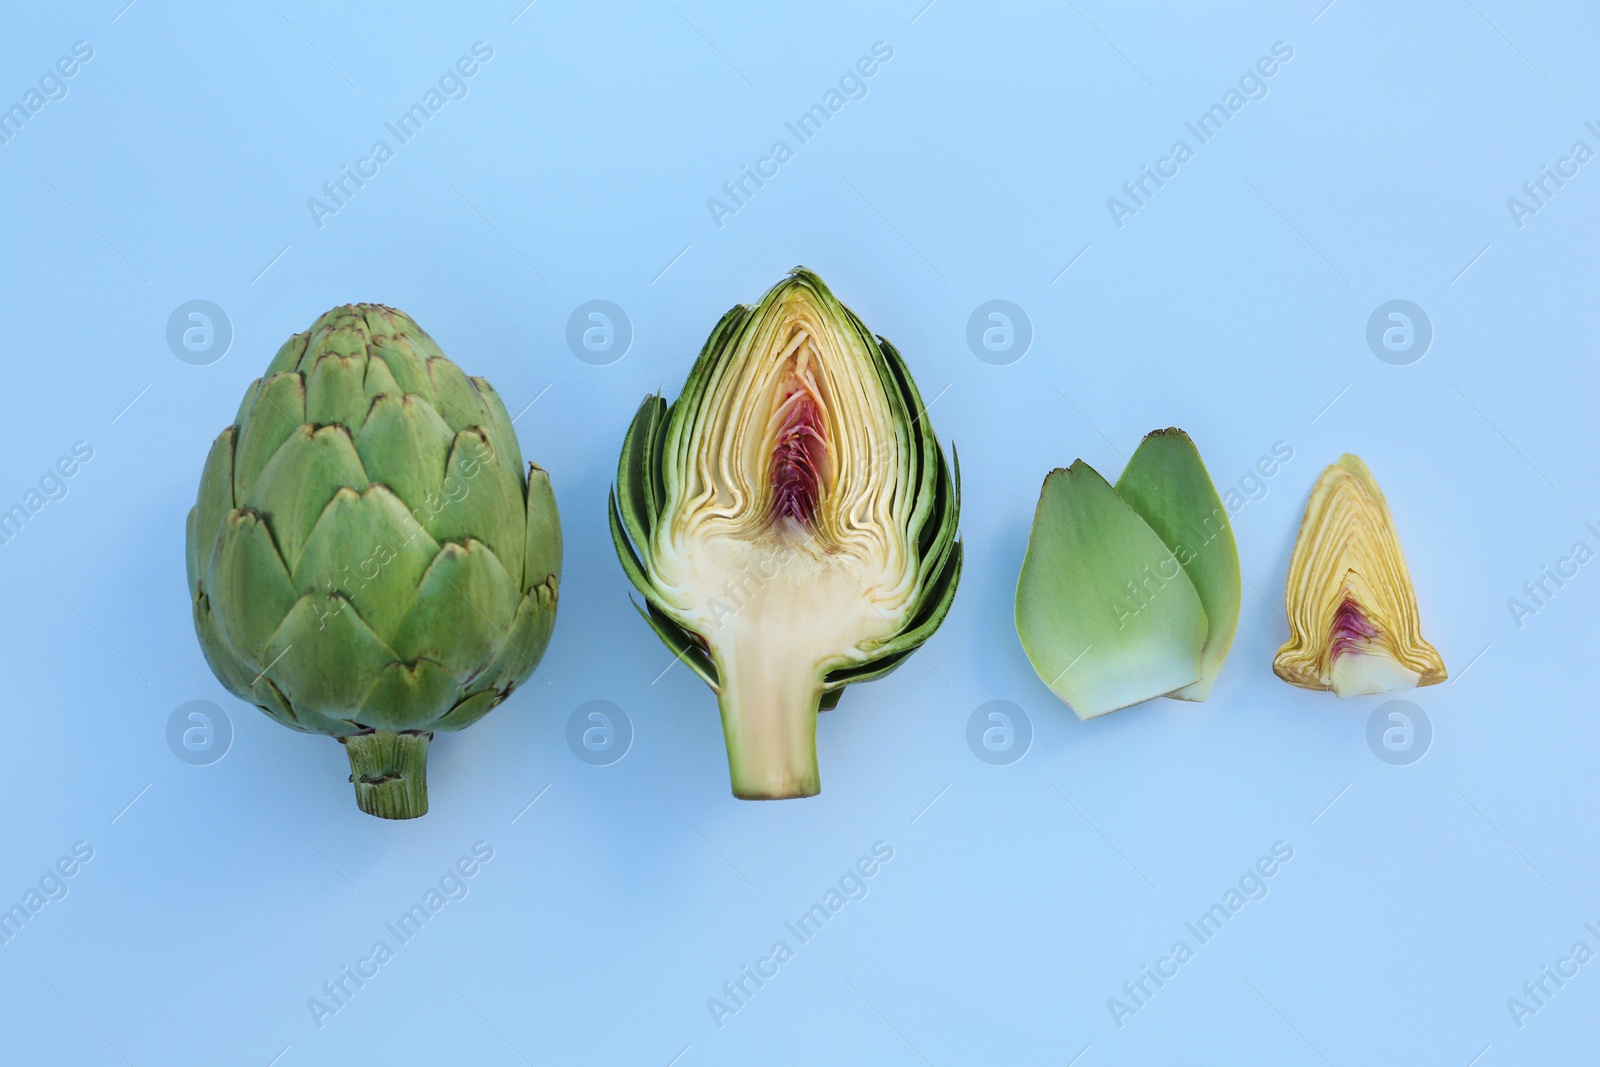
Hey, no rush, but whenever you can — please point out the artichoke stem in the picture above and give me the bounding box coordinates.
[717,660,822,799]
[342,730,431,820]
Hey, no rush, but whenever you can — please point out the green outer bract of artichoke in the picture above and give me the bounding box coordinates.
[186,305,561,820]
[1015,429,1239,718]
[1114,429,1240,701]
[611,268,961,799]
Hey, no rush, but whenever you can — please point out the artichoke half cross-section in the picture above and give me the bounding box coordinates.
[186,305,561,819]
[611,269,961,799]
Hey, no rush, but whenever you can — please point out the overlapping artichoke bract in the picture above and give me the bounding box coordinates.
[186,305,560,819]
[611,269,961,800]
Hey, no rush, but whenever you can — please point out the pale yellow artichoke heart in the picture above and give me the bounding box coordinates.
[1274,454,1446,697]
[649,287,917,789]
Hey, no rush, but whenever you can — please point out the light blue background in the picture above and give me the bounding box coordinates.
[1,1,1596,1063]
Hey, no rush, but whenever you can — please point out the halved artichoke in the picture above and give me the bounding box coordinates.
[186,305,561,819]
[610,268,961,799]
[1273,454,1444,696]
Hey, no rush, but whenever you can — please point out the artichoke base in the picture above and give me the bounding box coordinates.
[341,730,432,820]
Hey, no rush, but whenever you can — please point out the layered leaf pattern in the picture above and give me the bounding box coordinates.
[186,305,561,738]
[610,269,961,798]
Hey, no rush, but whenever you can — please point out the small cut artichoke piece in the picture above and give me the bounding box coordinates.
[611,268,961,799]
[1273,454,1445,697]
[186,305,562,819]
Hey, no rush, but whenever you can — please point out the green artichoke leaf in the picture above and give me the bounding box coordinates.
[355,393,457,519]
[523,464,562,588]
[209,509,298,667]
[634,596,718,689]
[262,330,309,379]
[366,331,432,398]
[1114,429,1241,701]
[389,538,519,685]
[617,394,668,561]
[1016,461,1209,719]
[188,426,236,598]
[361,351,402,406]
[231,372,306,503]
[192,591,258,700]
[424,429,527,587]
[611,269,961,799]
[427,356,499,440]
[245,424,368,572]
[482,579,559,694]
[473,376,528,494]
[231,377,263,431]
[261,592,399,719]
[290,485,439,644]
[304,348,372,433]
[432,689,501,733]
[356,659,459,730]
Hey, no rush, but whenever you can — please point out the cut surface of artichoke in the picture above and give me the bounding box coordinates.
[1273,454,1445,697]
[612,269,961,799]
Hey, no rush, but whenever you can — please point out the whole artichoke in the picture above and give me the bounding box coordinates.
[186,305,560,819]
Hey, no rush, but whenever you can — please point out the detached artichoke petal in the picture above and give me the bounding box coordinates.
[1016,460,1209,719]
[1274,454,1445,696]
[1114,429,1240,701]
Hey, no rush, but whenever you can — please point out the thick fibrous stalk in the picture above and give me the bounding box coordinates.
[342,730,431,820]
